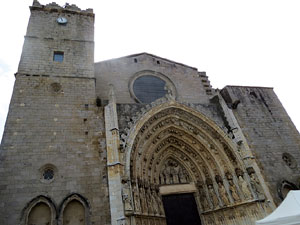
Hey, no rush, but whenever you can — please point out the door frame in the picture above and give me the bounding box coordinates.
[159,183,203,224]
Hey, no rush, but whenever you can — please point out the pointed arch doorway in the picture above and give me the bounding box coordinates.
[162,193,201,225]
[160,183,202,225]
[119,102,274,225]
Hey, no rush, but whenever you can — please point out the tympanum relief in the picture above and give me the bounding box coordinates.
[159,159,189,185]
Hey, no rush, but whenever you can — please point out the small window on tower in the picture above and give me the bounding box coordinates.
[53,51,64,62]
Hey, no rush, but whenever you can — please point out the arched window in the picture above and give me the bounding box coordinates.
[22,196,56,225]
[63,200,85,225]
[27,203,51,225]
[59,194,90,225]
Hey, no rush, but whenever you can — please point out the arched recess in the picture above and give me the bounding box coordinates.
[21,195,57,225]
[122,101,270,225]
[58,194,90,225]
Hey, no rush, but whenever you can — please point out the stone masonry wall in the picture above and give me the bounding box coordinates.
[95,53,210,104]
[18,4,94,78]
[221,86,300,204]
[0,75,110,225]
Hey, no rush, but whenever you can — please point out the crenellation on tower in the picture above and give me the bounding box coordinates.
[32,0,94,15]
[18,0,94,78]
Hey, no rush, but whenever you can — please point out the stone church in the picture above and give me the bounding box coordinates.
[1,1,300,225]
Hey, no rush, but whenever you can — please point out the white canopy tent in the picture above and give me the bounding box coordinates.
[256,191,300,225]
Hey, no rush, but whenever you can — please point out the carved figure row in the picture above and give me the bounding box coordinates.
[122,171,264,224]
[203,202,268,225]
[123,178,165,216]
[197,169,264,211]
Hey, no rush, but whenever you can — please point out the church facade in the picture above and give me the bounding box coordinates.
[1,1,300,225]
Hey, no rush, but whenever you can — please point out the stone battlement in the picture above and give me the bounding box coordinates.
[31,0,94,16]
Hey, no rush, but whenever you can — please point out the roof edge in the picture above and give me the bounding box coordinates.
[223,85,274,90]
[95,52,198,71]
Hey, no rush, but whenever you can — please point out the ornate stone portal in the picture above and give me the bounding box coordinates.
[106,100,274,225]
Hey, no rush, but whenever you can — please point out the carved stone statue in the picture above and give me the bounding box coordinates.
[250,173,264,199]
[208,184,219,208]
[238,175,252,200]
[172,162,180,184]
[198,185,210,211]
[160,159,189,185]
[132,184,141,213]
[228,180,240,202]
[122,181,133,212]
[146,188,154,214]
[150,187,159,215]
[159,173,165,185]
[163,166,171,184]
[218,182,230,206]
[178,167,187,183]
[155,190,164,215]
[139,185,147,213]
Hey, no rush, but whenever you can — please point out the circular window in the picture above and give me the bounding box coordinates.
[43,168,54,180]
[39,164,57,183]
[133,75,167,103]
[130,71,176,103]
[50,82,62,92]
[282,153,297,169]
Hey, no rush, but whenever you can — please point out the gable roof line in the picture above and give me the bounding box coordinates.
[224,85,273,89]
[95,52,199,71]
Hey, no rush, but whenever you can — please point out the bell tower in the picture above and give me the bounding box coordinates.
[0,2,111,225]
[18,0,94,78]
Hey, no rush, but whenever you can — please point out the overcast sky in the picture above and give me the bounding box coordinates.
[0,0,299,142]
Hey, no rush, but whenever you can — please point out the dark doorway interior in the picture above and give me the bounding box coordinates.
[162,193,202,225]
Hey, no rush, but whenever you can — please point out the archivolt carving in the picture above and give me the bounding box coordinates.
[128,109,241,180]
[122,102,266,224]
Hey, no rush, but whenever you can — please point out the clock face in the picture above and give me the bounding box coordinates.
[56,17,68,24]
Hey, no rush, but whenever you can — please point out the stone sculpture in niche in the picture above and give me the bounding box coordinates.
[152,186,164,216]
[218,181,230,206]
[197,183,210,211]
[228,179,240,202]
[145,186,154,214]
[208,184,219,208]
[149,186,158,215]
[249,172,265,199]
[122,178,133,212]
[178,168,188,183]
[238,174,252,200]
[138,181,147,213]
[132,181,141,213]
